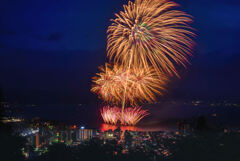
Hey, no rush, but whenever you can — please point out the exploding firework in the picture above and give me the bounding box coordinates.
[91,64,123,104]
[121,107,149,125]
[92,0,196,126]
[128,67,167,105]
[91,64,167,106]
[100,106,149,125]
[100,106,120,125]
[107,0,195,77]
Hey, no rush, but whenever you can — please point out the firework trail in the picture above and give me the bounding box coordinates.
[100,106,120,125]
[122,107,149,126]
[129,67,167,105]
[100,106,149,125]
[91,64,122,104]
[107,0,195,77]
[106,0,195,120]
[92,0,195,125]
[91,64,167,106]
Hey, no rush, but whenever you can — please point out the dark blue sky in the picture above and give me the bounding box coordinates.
[0,0,240,104]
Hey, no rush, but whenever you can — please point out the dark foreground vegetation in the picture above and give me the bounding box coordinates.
[1,123,240,161]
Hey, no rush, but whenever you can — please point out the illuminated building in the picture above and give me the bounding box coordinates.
[35,132,40,148]
[65,130,72,143]
[1,117,23,123]
[77,128,94,141]
[105,131,115,140]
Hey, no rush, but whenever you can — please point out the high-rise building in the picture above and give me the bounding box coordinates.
[35,132,40,148]
[77,129,94,141]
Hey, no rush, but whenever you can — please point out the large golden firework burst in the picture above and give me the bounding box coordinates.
[107,0,195,77]
[128,67,167,105]
[91,0,196,125]
[91,64,122,104]
[91,63,167,106]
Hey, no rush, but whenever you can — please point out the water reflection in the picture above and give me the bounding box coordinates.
[100,124,142,132]
[100,123,175,132]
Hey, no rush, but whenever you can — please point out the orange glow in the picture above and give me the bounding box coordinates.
[100,123,142,132]
[91,64,167,106]
[107,0,195,77]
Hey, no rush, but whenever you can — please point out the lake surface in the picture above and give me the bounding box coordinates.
[7,101,240,130]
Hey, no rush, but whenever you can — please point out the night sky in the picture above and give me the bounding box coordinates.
[0,0,240,104]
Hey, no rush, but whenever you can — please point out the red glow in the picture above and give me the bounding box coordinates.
[100,123,142,132]
[100,106,149,126]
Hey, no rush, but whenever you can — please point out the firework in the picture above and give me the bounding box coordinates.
[100,106,149,125]
[92,0,196,126]
[107,0,195,77]
[91,64,123,104]
[122,107,149,125]
[91,64,167,106]
[128,67,167,105]
[100,106,120,125]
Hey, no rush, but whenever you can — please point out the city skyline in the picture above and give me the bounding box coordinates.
[0,0,240,161]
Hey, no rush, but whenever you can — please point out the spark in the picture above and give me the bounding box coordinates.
[100,106,120,125]
[121,107,149,126]
[91,64,167,106]
[100,106,149,126]
[107,0,195,77]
